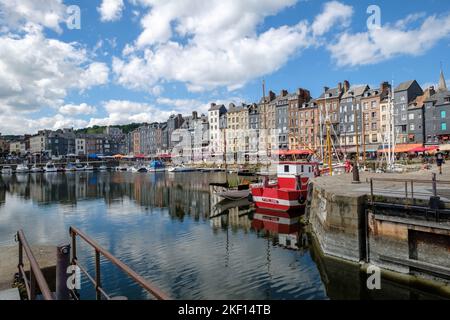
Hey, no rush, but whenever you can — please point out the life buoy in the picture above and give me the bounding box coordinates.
[298,194,306,205]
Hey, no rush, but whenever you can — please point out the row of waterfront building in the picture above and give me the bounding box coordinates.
[1,69,450,160]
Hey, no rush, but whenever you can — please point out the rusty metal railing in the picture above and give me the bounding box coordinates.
[15,230,54,300]
[69,226,170,300]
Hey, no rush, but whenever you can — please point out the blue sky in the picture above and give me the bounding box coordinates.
[0,0,449,134]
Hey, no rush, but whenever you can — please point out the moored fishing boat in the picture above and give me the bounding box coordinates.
[65,163,77,172]
[148,160,166,172]
[30,165,43,173]
[15,163,29,174]
[44,162,58,173]
[250,162,320,212]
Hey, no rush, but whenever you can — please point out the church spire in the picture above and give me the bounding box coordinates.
[439,63,447,91]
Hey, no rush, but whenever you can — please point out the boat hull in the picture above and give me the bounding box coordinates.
[251,187,306,212]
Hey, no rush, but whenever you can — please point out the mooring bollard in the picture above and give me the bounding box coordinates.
[56,244,71,300]
[352,160,361,184]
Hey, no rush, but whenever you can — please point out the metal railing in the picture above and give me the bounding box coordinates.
[15,230,54,300]
[369,173,450,203]
[368,173,450,221]
[69,226,170,300]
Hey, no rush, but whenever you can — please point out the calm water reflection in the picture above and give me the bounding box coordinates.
[0,172,445,300]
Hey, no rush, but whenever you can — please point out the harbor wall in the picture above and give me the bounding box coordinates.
[306,181,367,263]
[307,177,450,287]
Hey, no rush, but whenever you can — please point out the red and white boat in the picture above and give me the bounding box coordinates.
[250,162,320,212]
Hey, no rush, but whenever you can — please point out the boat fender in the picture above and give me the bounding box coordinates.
[298,195,306,205]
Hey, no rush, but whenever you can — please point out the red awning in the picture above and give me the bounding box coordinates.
[157,154,172,158]
[135,154,146,159]
[408,146,439,153]
[274,149,314,156]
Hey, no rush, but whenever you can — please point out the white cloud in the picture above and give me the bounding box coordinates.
[0,0,67,32]
[98,0,125,22]
[59,103,97,115]
[88,100,174,127]
[0,29,109,113]
[156,97,207,114]
[311,0,353,36]
[0,114,88,135]
[328,13,450,67]
[112,0,317,93]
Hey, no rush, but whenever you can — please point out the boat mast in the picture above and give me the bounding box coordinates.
[262,80,270,172]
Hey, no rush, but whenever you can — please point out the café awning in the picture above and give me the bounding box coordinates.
[378,143,422,153]
[274,149,314,156]
[408,146,438,153]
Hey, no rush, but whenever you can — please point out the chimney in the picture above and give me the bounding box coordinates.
[343,80,350,92]
[268,91,276,101]
[280,89,288,97]
[323,86,329,93]
[429,86,436,96]
[210,103,216,108]
[192,111,198,119]
[338,82,342,92]
[380,81,390,92]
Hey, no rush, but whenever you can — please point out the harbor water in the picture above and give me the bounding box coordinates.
[0,171,446,300]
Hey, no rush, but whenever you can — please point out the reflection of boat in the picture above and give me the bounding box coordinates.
[44,162,58,173]
[1,166,13,175]
[148,160,166,172]
[252,208,303,250]
[15,163,29,174]
[250,162,319,212]
[99,165,108,171]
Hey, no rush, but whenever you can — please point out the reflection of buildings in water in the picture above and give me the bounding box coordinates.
[1,172,217,220]
[252,208,307,251]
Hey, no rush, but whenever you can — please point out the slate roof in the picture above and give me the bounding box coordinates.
[341,85,369,99]
[395,80,416,92]
[317,87,341,100]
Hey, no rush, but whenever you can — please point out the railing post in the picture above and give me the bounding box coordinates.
[18,235,23,270]
[30,271,36,300]
[411,181,414,201]
[71,230,77,264]
[370,179,374,204]
[95,250,101,300]
[432,173,437,197]
[405,181,408,199]
[56,244,71,300]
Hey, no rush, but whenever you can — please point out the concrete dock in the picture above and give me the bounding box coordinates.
[307,164,450,295]
[0,245,56,292]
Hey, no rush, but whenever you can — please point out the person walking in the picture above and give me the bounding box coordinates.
[435,149,445,175]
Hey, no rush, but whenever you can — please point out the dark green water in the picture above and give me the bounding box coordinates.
[0,172,445,300]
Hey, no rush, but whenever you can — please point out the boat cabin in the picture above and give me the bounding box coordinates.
[276,162,320,190]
